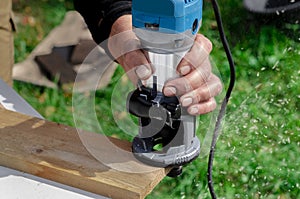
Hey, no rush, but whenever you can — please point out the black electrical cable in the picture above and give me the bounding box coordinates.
[207,0,236,198]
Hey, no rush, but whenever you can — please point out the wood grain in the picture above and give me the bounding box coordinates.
[0,108,168,199]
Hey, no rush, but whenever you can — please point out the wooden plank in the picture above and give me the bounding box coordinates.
[0,108,168,199]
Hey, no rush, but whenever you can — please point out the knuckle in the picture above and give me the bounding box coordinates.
[205,39,213,52]
[216,81,223,94]
[203,99,217,114]
[212,75,223,95]
[196,34,213,53]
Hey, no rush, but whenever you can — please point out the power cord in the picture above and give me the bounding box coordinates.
[207,0,236,198]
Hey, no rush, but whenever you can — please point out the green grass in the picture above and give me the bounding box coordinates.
[12,0,300,198]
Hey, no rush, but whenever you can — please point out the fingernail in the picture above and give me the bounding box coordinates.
[180,65,191,75]
[136,65,151,79]
[189,106,199,115]
[164,86,176,96]
[181,97,193,107]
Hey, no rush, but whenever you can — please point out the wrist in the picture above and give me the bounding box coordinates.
[109,15,132,37]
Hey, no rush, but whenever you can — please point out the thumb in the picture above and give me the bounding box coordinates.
[120,49,153,85]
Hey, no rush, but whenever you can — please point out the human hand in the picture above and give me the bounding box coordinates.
[108,15,222,115]
[163,34,222,115]
[108,15,153,85]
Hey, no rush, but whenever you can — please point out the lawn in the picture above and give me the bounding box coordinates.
[12,0,299,198]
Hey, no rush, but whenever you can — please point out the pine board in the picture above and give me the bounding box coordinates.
[0,108,168,199]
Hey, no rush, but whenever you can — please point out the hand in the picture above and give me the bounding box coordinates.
[163,34,222,115]
[108,15,222,115]
[108,15,153,85]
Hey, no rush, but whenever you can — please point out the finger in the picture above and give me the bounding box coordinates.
[121,49,153,84]
[187,98,217,115]
[178,34,213,75]
[108,29,153,84]
[163,58,212,96]
[180,74,222,107]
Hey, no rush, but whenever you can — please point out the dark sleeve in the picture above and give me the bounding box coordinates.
[74,0,132,44]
